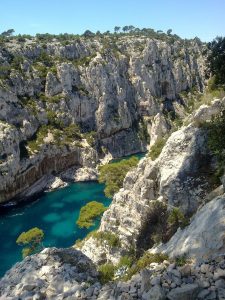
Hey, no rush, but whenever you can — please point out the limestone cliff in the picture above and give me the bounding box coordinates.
[0,35,206,203]
[79,97,225,265]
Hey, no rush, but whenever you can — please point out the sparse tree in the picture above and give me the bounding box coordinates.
[1,29,15,37]
[122,26,129,33]
[83,30,95,37]
[114,26,120,33]
[167,29,173,35]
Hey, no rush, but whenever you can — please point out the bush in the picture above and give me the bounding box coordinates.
[125,252,168,280]
[98,263,115,284]
[92,231,121,248]
[208,37,225,85]
[117,255,133,268]
[98,156,138,197]
[83,131,97,146]
[148,137,167,160]
[16,227,44,258]
[76,201,107,228]
[175,254,189,266]
[203,110,225,182]
[168,208,189,230]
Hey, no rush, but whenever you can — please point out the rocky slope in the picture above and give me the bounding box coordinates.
[1,96,225,299]
[79,98,225,265]
[0,35,206,203]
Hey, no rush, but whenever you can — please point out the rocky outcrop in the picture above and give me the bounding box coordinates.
[79,98,225,264]
[0,35,206,203]
[151,193,225,262]
[1,247,225,299]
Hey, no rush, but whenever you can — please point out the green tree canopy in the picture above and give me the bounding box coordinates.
[76,201,107,228]
[16,227,44,258]
[208,37,225,85]
[98,156,138,197]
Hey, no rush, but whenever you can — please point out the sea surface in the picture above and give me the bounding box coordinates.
[0,152,146,277]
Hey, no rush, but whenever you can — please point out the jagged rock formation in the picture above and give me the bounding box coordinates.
[151,193,225,262]
[79,98,225,264]
[0,35,206,203]
[1,246,225,299]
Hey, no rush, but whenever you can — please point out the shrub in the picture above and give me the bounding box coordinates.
[98,156,138,197]
[203,109,225,183]
[98,263,115,284]
[83,131,97,146]
[117,255,133,268]
[125,252,168,280]
[148,137,167,160]
[168,208,189,230]
[92,231,121,248]
[16,227,44,258]
[76,201,107,228]
[175,254,189,266]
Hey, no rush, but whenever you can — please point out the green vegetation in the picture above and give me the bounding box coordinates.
[117,255,133,269]
[148,137,168,160]
[27,125,49,154]
[124,252,168,280]
[98,156,138,197]
[168,207,189,230]
[137,201,189,249]
[72,53,96,67]
[91,231,121,248]
[76,201,107,228]
[16,227,44,258]
[203,110,225,182]
[26,122,83,155]
[175,254,189,266]
[98,263,115,284]
[208,37,225,85]
[83,131,97,146]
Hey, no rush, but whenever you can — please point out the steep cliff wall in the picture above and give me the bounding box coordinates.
[79,97,225,264]
[0,35,206,202]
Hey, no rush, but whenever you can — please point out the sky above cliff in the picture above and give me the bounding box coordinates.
[1,0,224,41]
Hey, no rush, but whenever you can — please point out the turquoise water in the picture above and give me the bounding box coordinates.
[0,152,146,278]
[0,182,111,277]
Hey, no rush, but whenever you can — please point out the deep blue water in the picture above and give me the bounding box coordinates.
[0,152,146,277]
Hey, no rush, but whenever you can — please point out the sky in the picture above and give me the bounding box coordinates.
[1,0,225,42]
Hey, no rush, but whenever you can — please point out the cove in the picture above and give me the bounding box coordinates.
[0,182,110,277]
[0,152,146,277]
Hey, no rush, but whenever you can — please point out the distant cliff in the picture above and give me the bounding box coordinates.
[0,34,206,203]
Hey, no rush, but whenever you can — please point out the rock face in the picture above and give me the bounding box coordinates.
[0,35,206,203]
[2,247,225,299]
[151,194,225,262]
[80,98,225,264]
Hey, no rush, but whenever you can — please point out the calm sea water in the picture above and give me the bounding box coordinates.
[0,152,146,277]
[0,182,111,277]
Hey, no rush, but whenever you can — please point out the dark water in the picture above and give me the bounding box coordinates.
[0,152,146,277]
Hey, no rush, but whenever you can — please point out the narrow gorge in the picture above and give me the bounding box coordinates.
[1,29,225,300]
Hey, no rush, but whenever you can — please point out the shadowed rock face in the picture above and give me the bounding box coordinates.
[0,36,206,203]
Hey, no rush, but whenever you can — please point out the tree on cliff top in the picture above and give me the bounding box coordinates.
[208,36,225,85]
